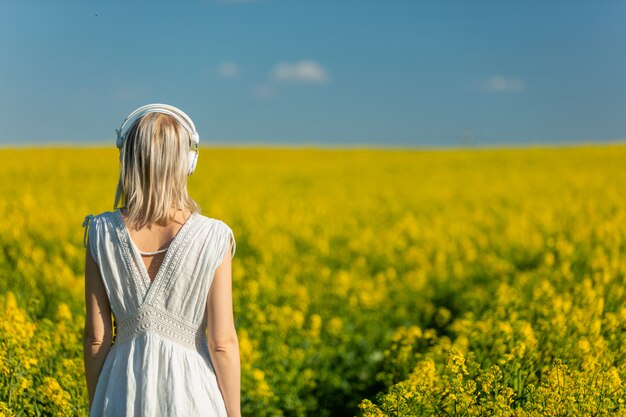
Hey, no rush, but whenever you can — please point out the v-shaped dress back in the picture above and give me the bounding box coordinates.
[83,209,236,417]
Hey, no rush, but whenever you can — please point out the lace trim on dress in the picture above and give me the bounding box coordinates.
[143,213,201,306]
[114,209,200,303]
[115,304,208,353]
[114,218,149,298]
[154,218,207,304]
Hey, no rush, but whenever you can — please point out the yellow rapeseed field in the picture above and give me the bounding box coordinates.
[0,145,625,416]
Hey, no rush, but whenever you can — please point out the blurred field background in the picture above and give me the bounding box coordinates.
[1,144,625,416]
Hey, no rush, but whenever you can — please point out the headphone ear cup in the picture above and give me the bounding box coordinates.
[188,149,198,175]
[116,129,124,149]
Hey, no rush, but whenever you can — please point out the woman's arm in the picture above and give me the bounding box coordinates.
[206,246,242,417]
[83,239,113,412]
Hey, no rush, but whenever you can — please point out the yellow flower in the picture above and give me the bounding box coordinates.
[39,377,72,415]
[251,368,274,400]
[309,314,322,337]
[327,317,343,336]
[56,303,72,322]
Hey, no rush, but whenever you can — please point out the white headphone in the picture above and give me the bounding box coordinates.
[115,103,200,175]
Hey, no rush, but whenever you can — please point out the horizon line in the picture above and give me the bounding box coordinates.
[1,138,625,152]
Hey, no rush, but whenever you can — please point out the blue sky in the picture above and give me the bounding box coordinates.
[1,0,625,147]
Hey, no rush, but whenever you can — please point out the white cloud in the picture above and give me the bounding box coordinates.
[481,76,525,92]
[272,60,330,84]
[251,83,276,99]
[218,61,240,78]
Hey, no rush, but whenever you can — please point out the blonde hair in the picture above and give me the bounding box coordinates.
[113,112,200,228]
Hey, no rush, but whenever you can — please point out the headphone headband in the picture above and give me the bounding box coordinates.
[116,103,200,175]
[115,103,200,149]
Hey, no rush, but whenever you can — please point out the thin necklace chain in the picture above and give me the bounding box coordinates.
[138,246,170,256]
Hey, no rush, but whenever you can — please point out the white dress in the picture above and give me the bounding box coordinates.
[82,209,236,417]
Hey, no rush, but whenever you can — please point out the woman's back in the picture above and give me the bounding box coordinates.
[83,208,236,417]
[121,208,193,283]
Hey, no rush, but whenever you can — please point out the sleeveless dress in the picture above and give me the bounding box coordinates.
[82,209,236,417]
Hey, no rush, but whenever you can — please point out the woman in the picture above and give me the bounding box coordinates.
[82,103,241,417]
